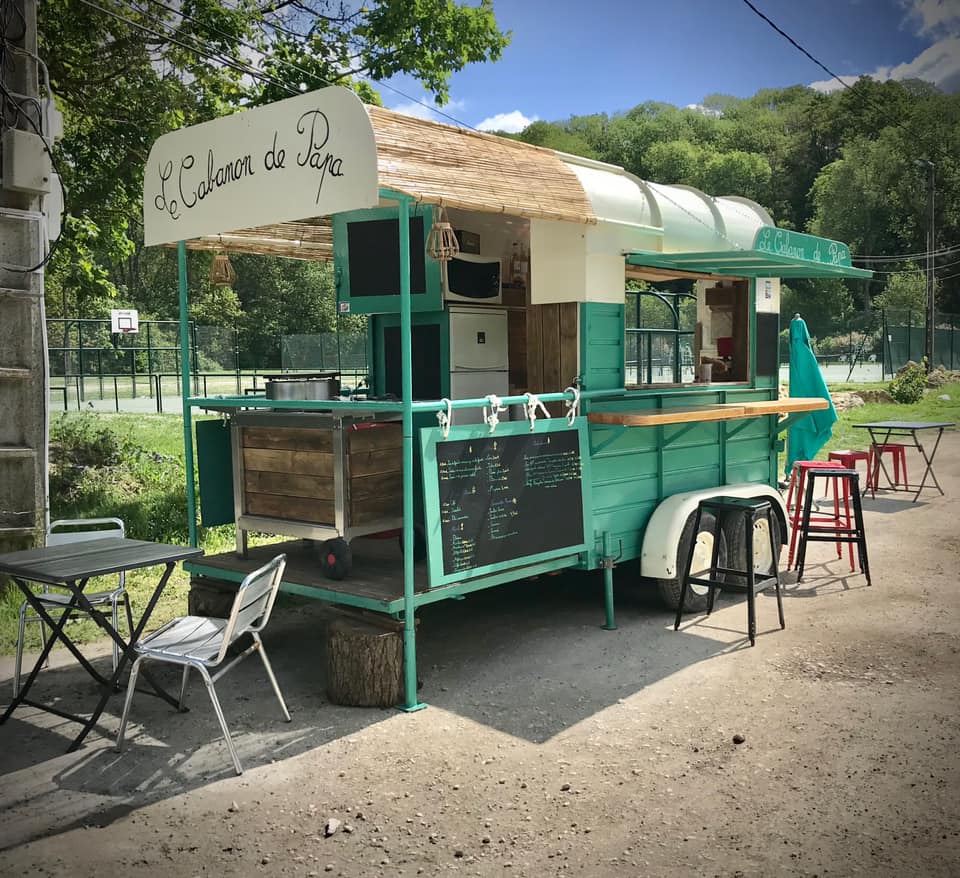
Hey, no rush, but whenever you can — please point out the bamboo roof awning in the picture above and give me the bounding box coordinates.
[365,106,595,224]
[183,102,598,261]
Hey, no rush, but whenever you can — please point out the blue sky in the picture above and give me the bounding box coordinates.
[382,0,960,131]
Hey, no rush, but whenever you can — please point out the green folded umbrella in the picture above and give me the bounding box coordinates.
[786,315,838,475]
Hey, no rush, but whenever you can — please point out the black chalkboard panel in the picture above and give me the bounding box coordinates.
[435,429,585,578]
[347,216,426,297]
[756,312,780,377]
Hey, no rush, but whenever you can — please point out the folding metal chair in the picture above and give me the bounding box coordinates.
[116,554,290,775]
[14,517,132,696]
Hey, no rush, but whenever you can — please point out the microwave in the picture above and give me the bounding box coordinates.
[444,253,502,304]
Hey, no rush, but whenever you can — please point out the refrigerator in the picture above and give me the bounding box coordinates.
[448,306,509,425]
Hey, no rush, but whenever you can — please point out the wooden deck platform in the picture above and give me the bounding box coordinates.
[186,537,427,613]
[185,536,582,615]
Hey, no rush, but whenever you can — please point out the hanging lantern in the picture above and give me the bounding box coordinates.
[425,205,459,292]
[209,251,237,286]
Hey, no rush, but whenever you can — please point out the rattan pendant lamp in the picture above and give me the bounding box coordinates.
[425,205,459,290]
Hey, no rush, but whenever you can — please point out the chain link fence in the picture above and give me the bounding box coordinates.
[281,332,368,390]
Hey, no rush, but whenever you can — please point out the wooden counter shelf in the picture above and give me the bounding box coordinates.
[587,397,828,428]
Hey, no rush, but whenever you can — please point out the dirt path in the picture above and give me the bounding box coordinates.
[2,434,959,877]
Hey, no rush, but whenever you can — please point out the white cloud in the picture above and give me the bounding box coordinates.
[809,35,960,92]
[685,103,722,117]
[389,96,468,125]
[900,0,960,35]
[475,110,538,133]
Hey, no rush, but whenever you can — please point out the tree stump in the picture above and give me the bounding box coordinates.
[188,576,239,619]
[326,615,414,708]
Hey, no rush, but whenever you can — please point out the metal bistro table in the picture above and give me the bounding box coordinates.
[853,420,956,502]
[0,537,203,751]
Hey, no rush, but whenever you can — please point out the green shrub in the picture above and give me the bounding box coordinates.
[888,359,927,404]
[48,414,190,542]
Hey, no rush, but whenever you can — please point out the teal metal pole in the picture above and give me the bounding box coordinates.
[601,531,617,630]
[178,241,198,548]
[397,196,424,712]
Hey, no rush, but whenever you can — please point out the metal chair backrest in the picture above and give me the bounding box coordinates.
[46,518,127,589]
[215,554,287,665]
[47,517,125,545]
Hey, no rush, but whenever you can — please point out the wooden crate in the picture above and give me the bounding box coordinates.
[240,422,402,527]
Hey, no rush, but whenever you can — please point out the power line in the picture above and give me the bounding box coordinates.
[76,0,299,97]
[853,244,960,262]
[739,0,854,93]
[866,256,960,276]
[139,0,480,131]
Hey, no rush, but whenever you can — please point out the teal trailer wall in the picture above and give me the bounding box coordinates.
[585,389,778,568]
[580,302,625,393]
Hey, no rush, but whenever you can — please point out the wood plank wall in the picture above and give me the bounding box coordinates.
[524,303,579,413]
[240,423,402,528]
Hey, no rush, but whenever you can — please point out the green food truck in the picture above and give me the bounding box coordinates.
[143,87,871,710]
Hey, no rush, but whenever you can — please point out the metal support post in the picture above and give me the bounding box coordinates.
[601,531,618,631]
[178,242,198,547]
[396,193,425,713]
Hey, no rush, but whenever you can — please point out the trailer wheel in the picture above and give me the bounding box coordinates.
[655,510,727,612]
[722,508,783,591]
[320,537,352,580]
[397,525,427,562]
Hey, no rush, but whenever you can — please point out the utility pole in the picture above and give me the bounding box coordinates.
[916,159,936,369]
[0,0,50,556]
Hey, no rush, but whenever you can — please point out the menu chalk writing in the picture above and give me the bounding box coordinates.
[435,429,584,577]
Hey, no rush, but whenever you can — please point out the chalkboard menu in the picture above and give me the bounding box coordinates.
[429,426,587,581]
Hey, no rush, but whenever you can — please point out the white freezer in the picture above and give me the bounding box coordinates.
[448,306,509,373]
[449,370,509,424]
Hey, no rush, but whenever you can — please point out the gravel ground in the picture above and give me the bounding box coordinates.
[1,431,958,877]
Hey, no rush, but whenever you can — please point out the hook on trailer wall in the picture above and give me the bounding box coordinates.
[483,394,506,434]
[563,384,581,426]
[436,397,453,439]
[523,392,550,432]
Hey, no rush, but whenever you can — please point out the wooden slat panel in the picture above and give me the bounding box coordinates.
[241,427,332,453]
[348,423,402,453]
[559,303,578,387]
[243,448,333,477]
[526,304,543,393]
[350,448,403,477]
[245,492,334,523]
[541,303,561,392]
[350,471,403,500]
[350,492,402,524]
[507,309,527,390]
[245,470,334,501]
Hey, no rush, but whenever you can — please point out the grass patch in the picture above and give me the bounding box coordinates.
[0,412,235,655]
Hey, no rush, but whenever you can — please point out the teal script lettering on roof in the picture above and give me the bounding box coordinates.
[753,227,852,268]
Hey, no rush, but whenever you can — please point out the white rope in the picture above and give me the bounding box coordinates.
[523,392,550,432]
[563,385,581,426]
[436,397,453,439]
[483,394,506,434]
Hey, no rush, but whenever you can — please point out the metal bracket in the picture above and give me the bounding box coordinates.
[601,539,623,570]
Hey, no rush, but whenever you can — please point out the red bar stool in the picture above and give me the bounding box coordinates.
[828,449,870,477]
[868,443,908,492]
[785,460,850,570]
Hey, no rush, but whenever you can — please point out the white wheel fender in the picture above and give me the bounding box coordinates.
[640,483,787,580]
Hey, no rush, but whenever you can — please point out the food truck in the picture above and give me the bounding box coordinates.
[143,87,871,710]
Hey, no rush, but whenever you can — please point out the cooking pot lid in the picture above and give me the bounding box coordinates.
[264,372,340,381]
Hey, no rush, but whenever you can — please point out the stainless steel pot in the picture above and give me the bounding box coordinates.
[265,375,340,400]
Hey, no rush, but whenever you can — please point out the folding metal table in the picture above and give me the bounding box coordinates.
[853,420,955,502]
[0,537,203,751]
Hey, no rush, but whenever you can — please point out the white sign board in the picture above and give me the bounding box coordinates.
[143,87,379,246]
[111,308,139,334]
